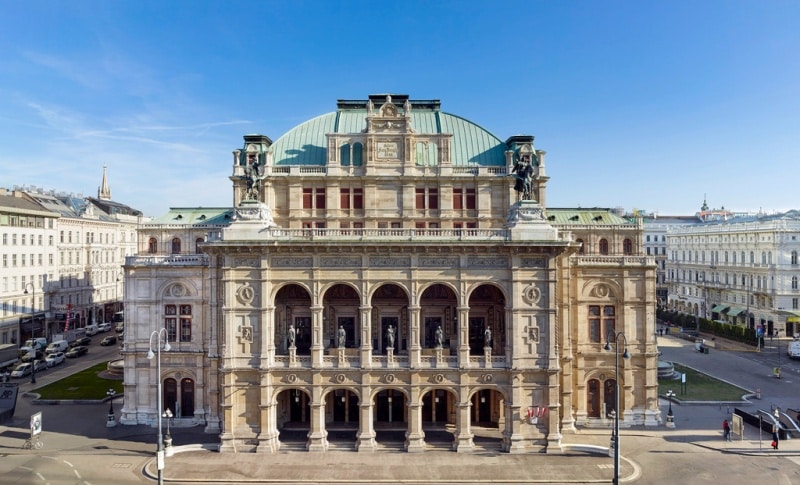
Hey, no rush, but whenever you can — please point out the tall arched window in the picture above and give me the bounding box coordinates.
[171,238,181,254]
[599,239,609,255]
[340,143,351,166]
[622,238,632,255]
[352,142,363,166]
[793,276,798,290]
[576,238,585,254]
[195,238,204,254]
[148,237,157,254]
[792,251,798,265]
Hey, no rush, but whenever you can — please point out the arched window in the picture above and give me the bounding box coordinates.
[171,238,181,254]
[761,251,767,265]
[740,251,745,265]
[732,252,736,264]
[599,239,609,255]
[793,276,798,290]
[622,238,633,255]
[195,238,204,254]
[576,238,585,254]
[148,237,157,254]
[792,251,798,265]
[749,251,755,264]
[352,142,363,166]
[340,143,351,166]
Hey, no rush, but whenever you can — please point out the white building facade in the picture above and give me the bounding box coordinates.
[666,210,800,337]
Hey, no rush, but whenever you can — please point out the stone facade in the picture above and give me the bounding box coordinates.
[119,94,660,453]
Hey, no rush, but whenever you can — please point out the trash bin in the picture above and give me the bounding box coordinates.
[704,347,709,354]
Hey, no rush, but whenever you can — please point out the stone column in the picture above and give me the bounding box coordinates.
[257,380,280,453]
[409,305,421,368]
[453,400,474,452]
[405,398,426,452]
[307,401,329,452]
[262,305,275,368]
[310,305,324,368]
[356,400,377,451]
[360,306,372,369]
[546,371,563,453]
[503,382,526,454]
[457,306,470,368]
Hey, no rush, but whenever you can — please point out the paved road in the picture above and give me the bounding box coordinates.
[1,333,800,484]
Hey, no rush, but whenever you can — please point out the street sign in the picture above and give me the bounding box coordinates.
[30,411,42,437]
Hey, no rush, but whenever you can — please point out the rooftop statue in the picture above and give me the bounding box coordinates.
[511,152,537,201]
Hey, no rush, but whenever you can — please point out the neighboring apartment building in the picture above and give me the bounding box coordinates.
[120,94,659,454]
[666,206,800,337]
[0,188,58,345]
[642,213,698,306]
[0,167,142,344]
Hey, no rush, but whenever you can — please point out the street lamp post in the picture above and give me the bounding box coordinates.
[115,273,123,314]
[665,390,675,428]
[148,329,171,485]
[24,283,37,384]
[605,330,631,485]
[24,282,37,333]
[107,388,117,427]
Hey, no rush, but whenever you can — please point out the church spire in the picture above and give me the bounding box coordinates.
[98,164,112,200]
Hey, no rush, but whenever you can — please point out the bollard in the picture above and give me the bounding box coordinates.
[755,388,761,399]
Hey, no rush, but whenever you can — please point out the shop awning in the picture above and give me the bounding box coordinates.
[711,304,729,313]
[726,307,744,317]
[783,310,800,323]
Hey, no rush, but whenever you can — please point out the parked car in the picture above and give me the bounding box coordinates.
[10,363,31,378]
[45,352,66,367]
[10,361,42,378]
[100,335,117,346]
[71,336,91,347]
[115,322,124,333]
[65,346,89,358]
[98,322,112,332]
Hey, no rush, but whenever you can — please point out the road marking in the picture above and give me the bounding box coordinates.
[111,463,132,468]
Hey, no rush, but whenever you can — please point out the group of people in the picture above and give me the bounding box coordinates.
[723,416,792,449]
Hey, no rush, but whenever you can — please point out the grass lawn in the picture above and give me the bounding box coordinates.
[659,363,749,401]
[34,361,123,400]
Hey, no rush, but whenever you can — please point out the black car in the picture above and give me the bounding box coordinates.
[70,337,91,347]
[100,335,117,346]
[65,345,89,358]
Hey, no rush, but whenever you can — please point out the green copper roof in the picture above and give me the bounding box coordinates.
[147,208,233,225]
[545,208,634,226]
[269,102,507,167]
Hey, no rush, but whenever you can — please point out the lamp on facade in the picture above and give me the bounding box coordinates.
[147,328,171,485]
[106,388,117,427]
[604,330,631,485]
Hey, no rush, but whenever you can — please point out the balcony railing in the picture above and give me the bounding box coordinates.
[207,227,511,243]
[125,254,210,266]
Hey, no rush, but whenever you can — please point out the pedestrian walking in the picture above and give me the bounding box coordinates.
[722,419,731,442]
[772,424,779,449]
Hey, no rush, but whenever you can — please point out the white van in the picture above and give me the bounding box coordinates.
[787,340,800,359]
[85,324,99,336]
[46,340,69,354]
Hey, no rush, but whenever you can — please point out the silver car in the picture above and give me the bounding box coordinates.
[45,351,66,367]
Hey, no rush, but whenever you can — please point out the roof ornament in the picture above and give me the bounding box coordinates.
[379,95,398,117]
[510,146,539,202]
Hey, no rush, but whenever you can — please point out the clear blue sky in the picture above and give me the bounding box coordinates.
[2,1,798,217]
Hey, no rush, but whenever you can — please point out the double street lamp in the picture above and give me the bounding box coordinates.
[148,329,171,485]
[604,330,630,485]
